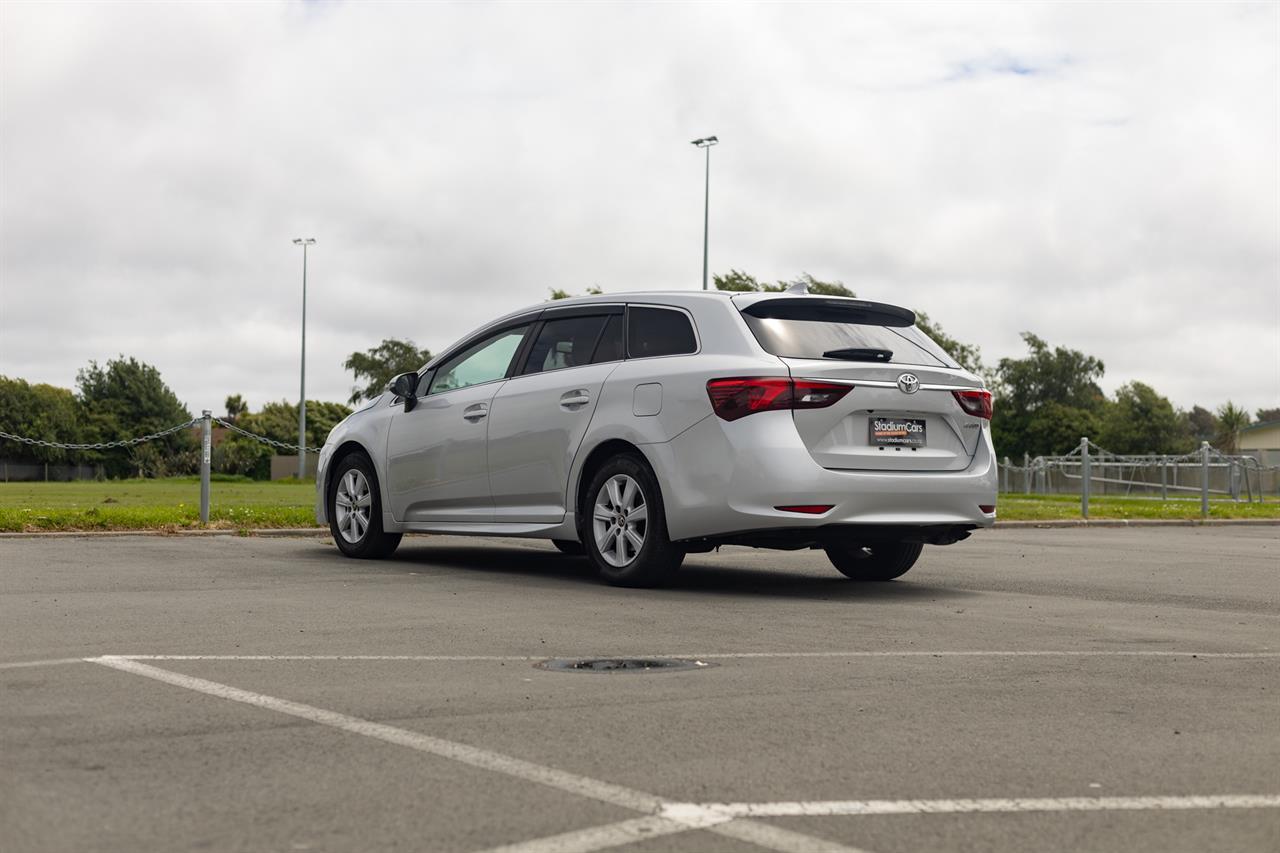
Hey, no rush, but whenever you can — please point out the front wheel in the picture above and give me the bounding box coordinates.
[825,541,922,581]
[328,453,402,559]
[582,454,683,587]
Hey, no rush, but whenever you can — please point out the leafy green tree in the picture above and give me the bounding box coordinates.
[0,376,83,463]
[224,394,248,423]
[239,400,353,451]
[1214,402,1251,454]
[1025,401,1104,458]
[991,333,1106,460]
[712,269,764,292]
[1186,405,1218,445]
[549,286,604,300]
[713,270,854,296]
[913,311,985,376]
[75,357,193,476]
[343,339,433,405]
[1097,382,1193,455]
[1255,407,1280,423]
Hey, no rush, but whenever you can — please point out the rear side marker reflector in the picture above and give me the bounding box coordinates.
[775,505,834,514]
[707,377,852,421]
[952,389,993,420]
[979,505,996,514]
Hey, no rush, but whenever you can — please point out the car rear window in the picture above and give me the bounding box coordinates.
[740,299,959,368]
[627,306,697,358]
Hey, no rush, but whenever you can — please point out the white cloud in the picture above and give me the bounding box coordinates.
[1,0,1276,416]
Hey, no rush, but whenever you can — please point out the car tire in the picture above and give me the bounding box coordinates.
[552,539,585,556]
[581,453,684,587]
[824,541,923,581]
[328,452,402,559]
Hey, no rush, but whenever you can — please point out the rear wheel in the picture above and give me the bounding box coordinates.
[825,541,922,581]
[328,453,402,559]
[582,454,683,587]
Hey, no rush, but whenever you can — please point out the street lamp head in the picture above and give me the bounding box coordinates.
[292,237,316,246]
[691,136,719,148]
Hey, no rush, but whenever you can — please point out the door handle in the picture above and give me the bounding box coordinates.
[559,390,590,409]
[462,403,489,422]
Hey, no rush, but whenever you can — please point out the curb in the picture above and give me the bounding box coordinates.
[1,520,1276,539]
[0,528,329,540]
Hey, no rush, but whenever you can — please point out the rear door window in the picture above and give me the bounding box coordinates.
[590,314,626,364]
[520,315,609,375]
[740,300,958,368]
[627,306,697,358]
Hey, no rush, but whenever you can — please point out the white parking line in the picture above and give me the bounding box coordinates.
[113,650,1280,662]
[473,793,1280,853]
[664,794,1280,818]
[478,814,724,853]
[87,656,867,853]
[0,657,85,670]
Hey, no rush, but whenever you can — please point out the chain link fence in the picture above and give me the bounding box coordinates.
[1,412,318,521]
[998,438,1279,518]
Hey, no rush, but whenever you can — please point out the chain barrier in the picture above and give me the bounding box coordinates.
[212,417,321,454]
[0,419,202,451]
[0,416,322,455]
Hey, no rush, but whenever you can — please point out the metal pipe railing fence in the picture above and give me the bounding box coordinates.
[999,438,1280,518]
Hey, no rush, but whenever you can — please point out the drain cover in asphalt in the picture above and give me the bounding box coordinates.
[536,658,713,674]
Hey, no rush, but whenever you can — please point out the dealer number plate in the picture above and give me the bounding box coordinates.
[869,417,926,448]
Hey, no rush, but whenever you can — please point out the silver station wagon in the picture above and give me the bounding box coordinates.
[316,289,996,586]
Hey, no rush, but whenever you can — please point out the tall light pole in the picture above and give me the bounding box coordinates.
[292,237,315,479]
[691,135,718,290]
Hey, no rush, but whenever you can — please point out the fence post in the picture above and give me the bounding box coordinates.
[1160,457,1168,500]
[1080,437,1090,519]
[1200,441,1210,519]
[1023,453,1030,493]
[1002,457,1010,493]
[200,411,212,525]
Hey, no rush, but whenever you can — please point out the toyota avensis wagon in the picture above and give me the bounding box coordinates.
[316,288,996,586]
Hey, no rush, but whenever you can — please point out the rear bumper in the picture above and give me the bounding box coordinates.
[645,411,998,542]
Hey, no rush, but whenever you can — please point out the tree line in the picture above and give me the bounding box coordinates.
[0,358,352,480]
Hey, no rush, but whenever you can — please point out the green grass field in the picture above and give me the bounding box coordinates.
[0,479,1275,532]
[0,478,316,532]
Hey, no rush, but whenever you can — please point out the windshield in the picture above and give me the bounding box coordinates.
[740,301,960,368]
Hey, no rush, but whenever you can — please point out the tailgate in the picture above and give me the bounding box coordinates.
[784,359,985,472]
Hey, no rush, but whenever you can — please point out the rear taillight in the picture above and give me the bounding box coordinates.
[707,377,852,421]
[952,389,993,420]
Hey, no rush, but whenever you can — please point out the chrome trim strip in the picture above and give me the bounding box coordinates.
[796,378,983,391]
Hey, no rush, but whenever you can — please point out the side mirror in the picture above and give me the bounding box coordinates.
[389,372,420,411]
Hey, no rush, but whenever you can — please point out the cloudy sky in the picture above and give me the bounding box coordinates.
[1,1,1276,417]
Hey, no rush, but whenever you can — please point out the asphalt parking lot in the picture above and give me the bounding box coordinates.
[2,527,1278,853]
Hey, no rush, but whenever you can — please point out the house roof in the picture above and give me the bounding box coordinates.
[1239,419,1280,433]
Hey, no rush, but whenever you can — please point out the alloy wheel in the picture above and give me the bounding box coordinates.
[592,474,647,567]
[334,469,372,544]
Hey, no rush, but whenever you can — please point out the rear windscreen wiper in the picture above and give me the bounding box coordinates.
[822,347,893,362]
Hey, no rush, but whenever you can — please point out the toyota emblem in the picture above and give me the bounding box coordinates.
[897,373,920,394]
